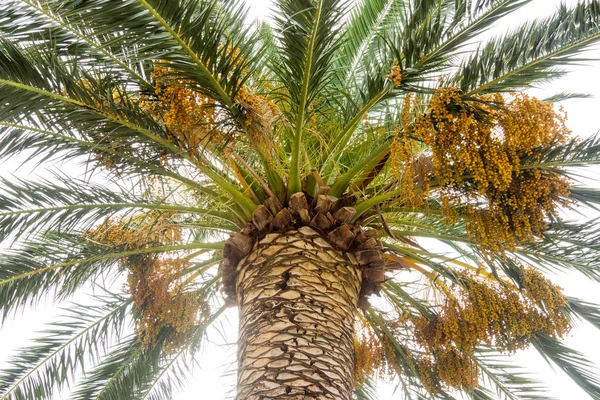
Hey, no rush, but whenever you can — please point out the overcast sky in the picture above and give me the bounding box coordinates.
[1,1,600,399]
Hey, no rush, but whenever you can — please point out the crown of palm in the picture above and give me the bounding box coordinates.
[1,0,600,399]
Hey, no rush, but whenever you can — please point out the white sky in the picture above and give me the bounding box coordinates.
[1,0,600,399]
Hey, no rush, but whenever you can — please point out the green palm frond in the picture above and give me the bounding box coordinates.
[0,39,176,158]
[69,335,158,400]
[353,377,379,400]
[70,304,224,400]
[132,305,226,400]
[256,22,282,82]
[323,0,527,184]
[0,0,155,89]
[523,131,600,170]
[1,0,600,398]
[457,1,600,94]
[473,347,552,400]
[380,196,600,283]
[332,0,533,127]
[1,0,254,107]
[532,333,600,400]
[335,0,401,90]
[0,230,223,320]
[0,295,131,400]
[0,7,257,215]
[518,220,600,281]
[0,232,119,319]
[0,173,235,243]
[272,0,347,193]
[565,297,600,331]
[0,122,234,208]
[136,0,257,108]
[397,0,533,76]
[542,92,594,103]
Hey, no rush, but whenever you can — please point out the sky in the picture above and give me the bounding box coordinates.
[1,0,600,399]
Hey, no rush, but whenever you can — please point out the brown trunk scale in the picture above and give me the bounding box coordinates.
[236,228,361,399]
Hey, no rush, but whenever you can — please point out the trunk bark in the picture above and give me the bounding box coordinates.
[235,227,362,400]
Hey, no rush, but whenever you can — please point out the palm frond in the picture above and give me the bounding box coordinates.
[68,335,156,400]
[335,0,401,89]
[273,0,346,193]
[523,131,600,170]
[0,38,182,161]
[532,333,600,400]
[398,0,533,78]
[457,1,600,94]
[0,16,257,216]
[136,0,257,109]
[70,305,224,400]
[0,0,155,90]
[473,347,553,400]
[134,306,225,400]
[518,219,600,281]
[0,122,232,205]
[0,232,120,320]
[0,173,234,244]
[565,297,600,331]
[0,230,223,320]
[542,92,594,103]
[353,377,379,400]
[321,0,535,182]
[0,294,131,400]
[380,204,600,283]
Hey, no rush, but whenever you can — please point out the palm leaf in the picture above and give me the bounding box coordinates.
[532,333,600,400]
[70,304,224,400]
[68,335,156,400]
[272,0,346,193]
[353,377,379,400]
[136,0,257,108]
[0,173,235,243]
[458,1,600,94]
[0,230,223,320]
[0,295,131,400]
[565,297,600,331]
[473,347,554,400]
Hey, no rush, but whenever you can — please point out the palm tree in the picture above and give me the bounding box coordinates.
[2,0,600,399]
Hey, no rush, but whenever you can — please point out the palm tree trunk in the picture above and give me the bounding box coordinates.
[235,227,362,400]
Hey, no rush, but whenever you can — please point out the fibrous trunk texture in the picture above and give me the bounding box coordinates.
[235,227,362,400]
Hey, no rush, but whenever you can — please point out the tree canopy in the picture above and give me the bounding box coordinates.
[1,0,600,399]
